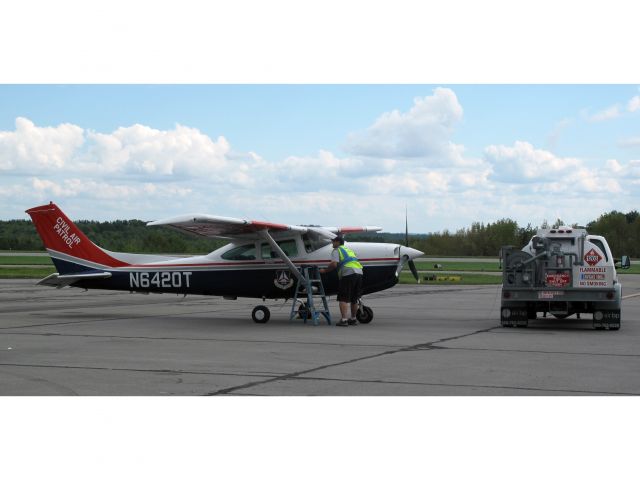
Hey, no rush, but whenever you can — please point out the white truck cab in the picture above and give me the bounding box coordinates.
[500,226,630,330]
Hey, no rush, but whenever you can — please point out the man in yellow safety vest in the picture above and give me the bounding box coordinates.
[320,234,363,326]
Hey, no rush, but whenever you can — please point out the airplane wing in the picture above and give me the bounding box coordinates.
[147,214,306,240]
[147,214,381,240]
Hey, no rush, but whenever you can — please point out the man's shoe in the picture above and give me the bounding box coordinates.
[336,320,349,327]
[347,319,358,325]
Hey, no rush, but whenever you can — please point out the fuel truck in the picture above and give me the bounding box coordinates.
[500,226,630,330]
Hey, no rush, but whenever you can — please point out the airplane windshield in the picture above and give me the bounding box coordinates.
[221,243,257,261]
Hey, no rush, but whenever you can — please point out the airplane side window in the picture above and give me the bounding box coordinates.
[261,243,278,259]
[260,239,298,258]
[221,244,256,261]
[278,239,298,257]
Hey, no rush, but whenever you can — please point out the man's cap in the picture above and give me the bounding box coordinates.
[332,234,344,242]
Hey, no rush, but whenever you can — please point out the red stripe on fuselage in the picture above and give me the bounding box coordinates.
[127,257,399,268]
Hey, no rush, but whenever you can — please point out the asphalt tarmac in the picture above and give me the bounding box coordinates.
[1,277,639,395]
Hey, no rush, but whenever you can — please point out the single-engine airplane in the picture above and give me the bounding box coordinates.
[26,202,423,323]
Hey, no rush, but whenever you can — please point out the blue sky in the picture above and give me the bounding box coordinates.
[1,84,640,232]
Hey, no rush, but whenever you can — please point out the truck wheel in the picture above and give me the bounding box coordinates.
[610,309,621,330]
[593,310,621,330]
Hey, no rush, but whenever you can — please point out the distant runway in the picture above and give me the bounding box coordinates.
[1,277,639,395]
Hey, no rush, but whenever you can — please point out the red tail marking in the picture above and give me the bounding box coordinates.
[25,202,129,268]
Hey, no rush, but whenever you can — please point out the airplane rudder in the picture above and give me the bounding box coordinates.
[25,202,103,262]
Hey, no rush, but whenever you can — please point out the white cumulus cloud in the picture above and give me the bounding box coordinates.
[485,141,581,183]
[82,124,232,179]
[0,117,84,172]
[0,118,251,184]
[343,87,465,164]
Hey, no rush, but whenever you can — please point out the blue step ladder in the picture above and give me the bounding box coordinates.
[289,266,332,325]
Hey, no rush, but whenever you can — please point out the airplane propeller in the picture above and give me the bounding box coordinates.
[405,206,420,283]
[395,207,420,283]
[408,255,419,282]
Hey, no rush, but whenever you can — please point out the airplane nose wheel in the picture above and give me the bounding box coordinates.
[356,304,374,324]
[252,305,270,323]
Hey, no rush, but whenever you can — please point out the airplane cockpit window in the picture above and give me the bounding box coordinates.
[221,243,257,261]
[261,239,298,259]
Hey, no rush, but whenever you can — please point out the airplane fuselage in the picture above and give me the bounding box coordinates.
[48,241,406,299]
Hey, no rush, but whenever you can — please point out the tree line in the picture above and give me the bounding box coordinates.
[358,210,640,258]
[1,210,638,257]
[0,219,225,254]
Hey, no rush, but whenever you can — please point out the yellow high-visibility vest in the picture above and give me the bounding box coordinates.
[337,246,363,276]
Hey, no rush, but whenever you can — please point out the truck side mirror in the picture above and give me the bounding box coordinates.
[620,255,631,270]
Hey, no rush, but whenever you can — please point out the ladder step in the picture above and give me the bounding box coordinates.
[289,265,332,325]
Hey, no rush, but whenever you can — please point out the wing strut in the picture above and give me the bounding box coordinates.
[258,230,304,283]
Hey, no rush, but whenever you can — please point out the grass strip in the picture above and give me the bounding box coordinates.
[0,267,56,278]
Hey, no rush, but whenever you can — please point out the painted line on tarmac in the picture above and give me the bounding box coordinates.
[622,292,640,299]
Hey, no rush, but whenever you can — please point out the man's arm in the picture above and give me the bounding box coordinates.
[320,261,338,275]
[320,249,339,274]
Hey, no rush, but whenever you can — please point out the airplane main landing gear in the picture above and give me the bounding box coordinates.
[252,305,270,323]
[297,302,311,320]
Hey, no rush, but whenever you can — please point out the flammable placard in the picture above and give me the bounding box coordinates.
[574,266,613,288]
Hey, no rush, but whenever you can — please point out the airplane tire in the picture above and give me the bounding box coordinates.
[298,303,311,319]
[252,306,270,324]
[356,306,374,324]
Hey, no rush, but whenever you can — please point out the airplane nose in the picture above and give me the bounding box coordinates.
[403,246,423,260]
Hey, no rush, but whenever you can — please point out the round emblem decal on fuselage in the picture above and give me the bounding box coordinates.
[274,270,294,289]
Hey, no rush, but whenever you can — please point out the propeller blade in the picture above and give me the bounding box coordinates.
[395,254,409,278]
[405,205,409,247]
[395,252,420,283]
[408,259,420,283]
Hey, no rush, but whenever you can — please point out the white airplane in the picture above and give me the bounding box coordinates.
[26,202,423,324]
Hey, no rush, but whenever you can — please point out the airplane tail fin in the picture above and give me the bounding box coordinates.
[25,202,127,272]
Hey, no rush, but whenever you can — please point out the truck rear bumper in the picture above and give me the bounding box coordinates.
[501,286,620,303]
